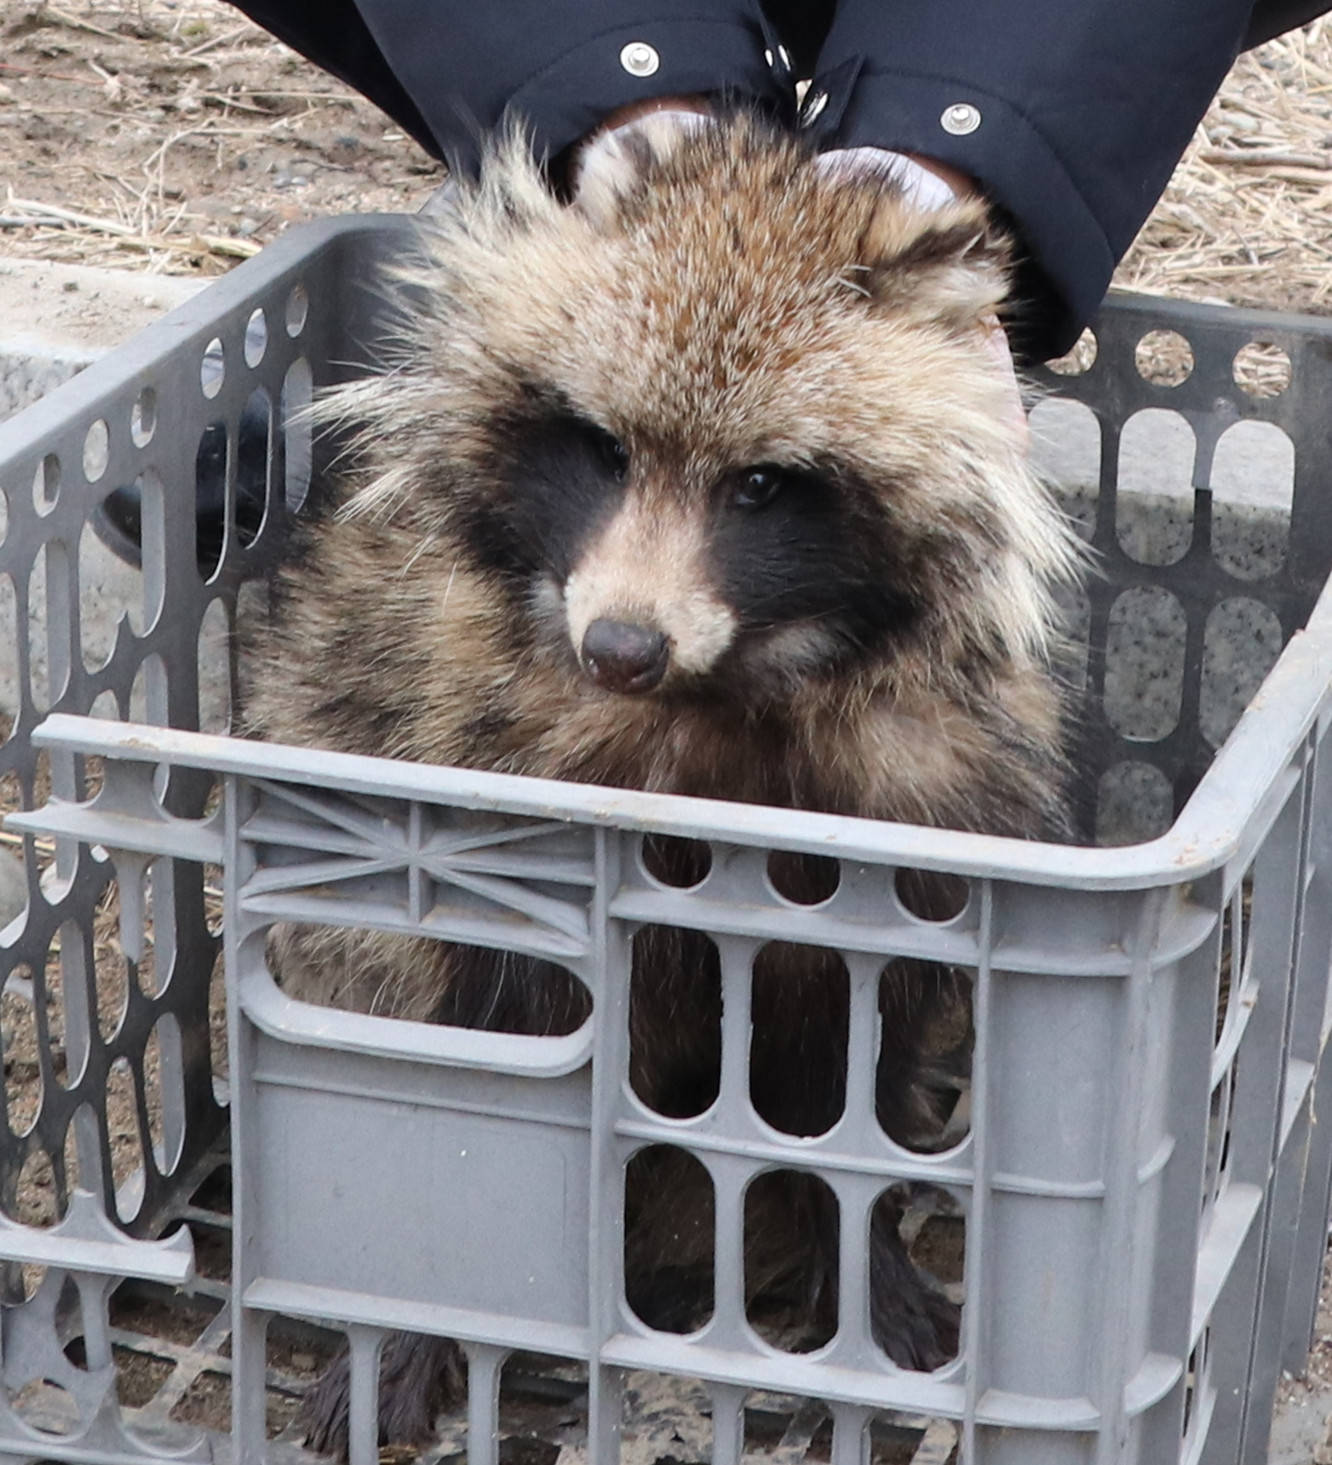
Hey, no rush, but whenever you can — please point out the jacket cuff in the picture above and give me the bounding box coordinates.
[494,18,788,178]
[819,68,1116,361]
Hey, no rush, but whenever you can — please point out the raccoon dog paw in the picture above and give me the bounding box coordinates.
[870,1210,961,1372]
[300,1330,465,1460]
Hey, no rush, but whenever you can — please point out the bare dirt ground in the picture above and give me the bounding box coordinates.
[0,0,444,276]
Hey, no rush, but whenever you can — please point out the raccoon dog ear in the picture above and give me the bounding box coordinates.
[857,194,1012,331]
[575,111,713,229]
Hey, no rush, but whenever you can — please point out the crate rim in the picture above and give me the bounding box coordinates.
[23,558,1332,896]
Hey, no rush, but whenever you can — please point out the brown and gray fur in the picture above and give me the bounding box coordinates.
[244,115,1083,1456]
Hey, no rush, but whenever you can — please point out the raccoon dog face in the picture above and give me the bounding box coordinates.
[331,116,1078,712]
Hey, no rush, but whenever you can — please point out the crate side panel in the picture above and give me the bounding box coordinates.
[250,1031,593,1333]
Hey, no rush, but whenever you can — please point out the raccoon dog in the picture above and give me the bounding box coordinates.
[246,114,1082,1456]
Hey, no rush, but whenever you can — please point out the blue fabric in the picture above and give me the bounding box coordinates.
[224,1,1330,358]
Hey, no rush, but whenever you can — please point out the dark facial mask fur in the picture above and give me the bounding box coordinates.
[244,115,1084,1458]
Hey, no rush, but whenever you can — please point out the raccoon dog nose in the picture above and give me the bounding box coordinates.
[581,618,669,693]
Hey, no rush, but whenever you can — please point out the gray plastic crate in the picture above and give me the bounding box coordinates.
[1,213,1332,1465]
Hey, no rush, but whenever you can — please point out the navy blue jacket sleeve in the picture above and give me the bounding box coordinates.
[226,1,1331,358]
[808,0,1266,357]
[233,1,789,178]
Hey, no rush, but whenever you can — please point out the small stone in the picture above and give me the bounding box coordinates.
[61,280,79,293]
[0,83,15,105]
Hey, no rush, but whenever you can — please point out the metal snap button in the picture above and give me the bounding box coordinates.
[620,42,660,78]
[941,102,981,135]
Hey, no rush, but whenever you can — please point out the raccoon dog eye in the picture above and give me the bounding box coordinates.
[733,466,790,510]
[588,423,629,480]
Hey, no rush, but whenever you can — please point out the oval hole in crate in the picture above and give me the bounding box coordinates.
[895,869,969,923]
[624,1145,713,1332]
[61,1107,86,1199]
[872,1182,963,1370]
[1232,340,1291,399]
[3,976,41,1136]
[1200,597,1283,749]
[32,454,60,515]
[130,863,163,999]
[1135,329,1193,386]
[1216,877,1252,1048]
[195,421,228,583]
[745,1169,838,1351]
[878,959,972,1151]
[170,1369,232,1432]
[630,925,718,1118]
[285,282,309,337]
[1102,586,1187,740]
[48,924,86,1088]
[96,916,129,1043]
[751,943,847,1136]
[16,1143,57,1228]
[79,515,145,672]
[208,952,227,1088]
[88,692,119,736]
[134,470,167,617]
[106,1057,144,1221]
[1045,326,1097,376]
[128,651,167,726]
[27,544,73,714]
[1209,420,1293,582]
[434,948,591,1035]
[82,422,109,484]
[281,358,313,512]
[0,823,30,930]
[1116,409,1195,565]
[0,574,16,735]
[200,338,224,399]
[130,386,156,448]
[1095,760,1174,846]
[26,547,53,713]
[280,926,592,1032]
[144,1012,186,1174]
[198,597,232,735]
[244,307,268,367]
[1028,398,1100,541]
[639,833,711,888]
[236,389,273,550]
[766,851,840,905]
[1182,1336,1210,1450]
